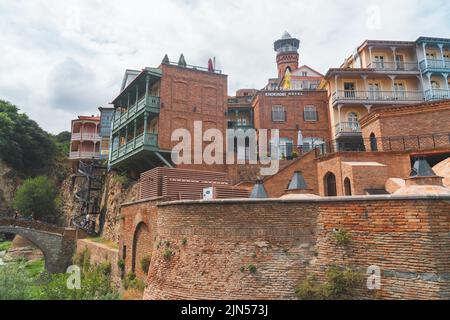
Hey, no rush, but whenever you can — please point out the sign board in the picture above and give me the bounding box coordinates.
[203,187,214,200]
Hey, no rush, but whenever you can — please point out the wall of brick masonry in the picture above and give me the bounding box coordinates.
[120,198,164,280]
[130,196,450,300]
[158,64,228,173]
[76,239,121,288]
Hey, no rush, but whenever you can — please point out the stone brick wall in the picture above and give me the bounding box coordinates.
[128,196,450,300]
[120,198,163,280]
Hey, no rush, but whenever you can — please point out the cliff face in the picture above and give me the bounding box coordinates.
[0,160,21,216]
[58,170,139,243]
[100,173,139,243]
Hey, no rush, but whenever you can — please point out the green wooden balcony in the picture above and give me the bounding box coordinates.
[109,133,159,166]
[112,96,160,133]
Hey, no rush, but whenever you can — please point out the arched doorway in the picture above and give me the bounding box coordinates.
[131,222,152,278]
[370,133,378,152]
[344,178,352,196]
[324,172,337,197]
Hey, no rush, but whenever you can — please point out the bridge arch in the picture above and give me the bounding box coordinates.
[0,219,77,273]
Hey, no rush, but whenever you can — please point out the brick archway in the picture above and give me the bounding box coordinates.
[131,222,152,278]
[324,172,337,197]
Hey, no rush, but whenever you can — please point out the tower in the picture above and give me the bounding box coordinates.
[274,31,300,79]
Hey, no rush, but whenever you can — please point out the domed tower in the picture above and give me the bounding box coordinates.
[274,31,300,79]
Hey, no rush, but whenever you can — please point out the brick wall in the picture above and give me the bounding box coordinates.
[252,90,331,144]
[158,64,228,173]
[129,196,450,300]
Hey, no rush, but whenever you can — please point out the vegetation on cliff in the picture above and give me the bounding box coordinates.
[13,176,59,220]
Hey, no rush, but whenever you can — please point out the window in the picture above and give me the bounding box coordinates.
[431,81,440,89]
[344,82,355,98]
[374,55,385,69]
[302,71,307,77]
[272,106,286,122]
[304,106,318,121]
[347,112,360,131]
[302,137,324,152]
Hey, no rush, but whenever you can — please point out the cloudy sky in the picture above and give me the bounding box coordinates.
[0,0,449,134]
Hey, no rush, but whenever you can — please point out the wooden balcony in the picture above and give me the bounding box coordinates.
[109,133,159,166]
[419,59,450,72]
[425,89,450,101]
[71,133,102,141]
[332,90,424,105]
[112,96,160,132]
[335,122,362,138]
[69,151,101,160]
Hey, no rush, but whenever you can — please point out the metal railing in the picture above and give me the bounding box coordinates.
[425,89,450,100]
[315,132,450,157]
[332,90,424,103]
[367,61,419,71]
[162,61,223,74]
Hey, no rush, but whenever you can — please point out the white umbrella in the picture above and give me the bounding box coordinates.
[297,130,303,147]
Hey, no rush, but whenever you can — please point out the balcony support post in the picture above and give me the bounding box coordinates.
[438,44,445,68]
[334,75,339,95]
[361,75,368,91]
[133,119,137,148]
[136,84,139,107]
[144,112,148,143]
[422,43,428,69]
[145,75,150,104]
[368,46,373,66]
[337,104,343,127]
[391,47,397,70]
[443,73,449,92]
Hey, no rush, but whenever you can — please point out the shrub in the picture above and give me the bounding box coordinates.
[0,241,12,252]
[332,229,352,247]
[182,238,187,246]
[122,272,146,292]
[117,259,125,270]
[13,176,58,220]
[163,249,173,260]
[248,264,257,274]
[140,255,151,274]
[295,266,364,300]
[292,151,299,158]
[112,174,130,188]
[73,248,91,272]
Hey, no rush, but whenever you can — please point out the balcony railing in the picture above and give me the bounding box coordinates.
[367,61,419,71]
[69,151,101,160]
[425,89,450,101]
[419,59,450,70]
[110,133,158,163]
[335,122,362,136]
[113,95,160,129]
[71,133,102,141]
[332,90,424,103]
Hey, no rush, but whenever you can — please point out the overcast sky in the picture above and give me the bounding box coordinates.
[0,0,449,134]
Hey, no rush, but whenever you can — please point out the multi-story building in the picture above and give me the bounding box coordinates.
[240,32,330,159]
[321,36,450,149]
[98,107,114,160]
[109,56,228,174]
[416,37,450,100]
[69,115,102,166]
[227,89,256,130]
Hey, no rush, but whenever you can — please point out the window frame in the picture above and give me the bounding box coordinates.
[272,105,286,122]
[303,105,318,122]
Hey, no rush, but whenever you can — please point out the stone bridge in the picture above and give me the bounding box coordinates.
[0,219,82,273]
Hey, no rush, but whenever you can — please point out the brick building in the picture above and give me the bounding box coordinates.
[109,56,228,174]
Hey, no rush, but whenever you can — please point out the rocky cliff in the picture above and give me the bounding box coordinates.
[0,161,21,216]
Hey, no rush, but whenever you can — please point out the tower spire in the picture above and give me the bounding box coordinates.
[274,31,300,79]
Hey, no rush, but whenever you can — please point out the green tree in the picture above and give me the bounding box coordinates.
[0,99,57,176]
[13,176,58,220]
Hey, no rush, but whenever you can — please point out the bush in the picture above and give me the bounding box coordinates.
[122,272,146,292]
[73,248,91,272]
[13,176,58,220]
[332,229,352,247]
[248,264,257,274]
[140,255,151,274]
[112,174,130,188]
[292,151,299,158]
[0,241,12,252]
[163,249,173,260]
[117,259,125,270]
[295,266,364,300]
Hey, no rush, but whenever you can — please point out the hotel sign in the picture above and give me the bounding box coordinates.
[264,91,306,97]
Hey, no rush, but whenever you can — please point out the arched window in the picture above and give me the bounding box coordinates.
[324,172,337,197]
[370,133,378,151]
[344,178,352,196]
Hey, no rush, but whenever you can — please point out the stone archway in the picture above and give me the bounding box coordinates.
[131,222,152,278]
[0,219,77,273]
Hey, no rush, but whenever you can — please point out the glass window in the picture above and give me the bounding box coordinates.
[272,106,286,122]
[304,106,317,121]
